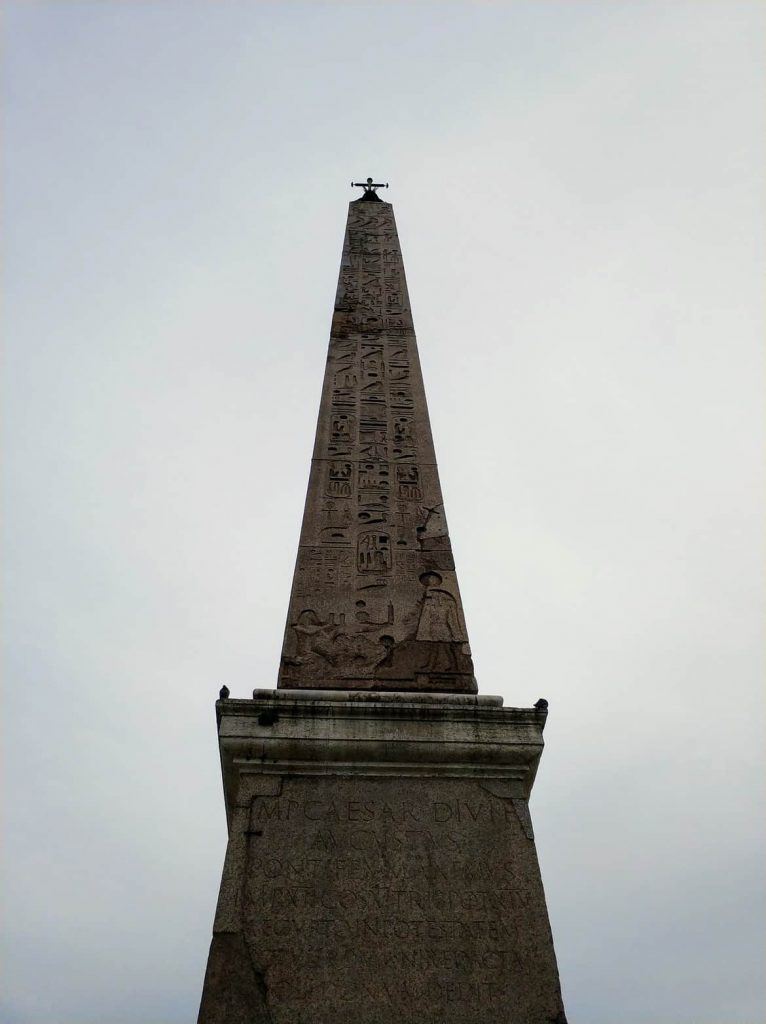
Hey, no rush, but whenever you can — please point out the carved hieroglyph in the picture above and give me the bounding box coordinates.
[278,196,476,693]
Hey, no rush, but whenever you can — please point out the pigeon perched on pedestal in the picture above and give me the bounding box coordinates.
[534,698,548,711]
[219,685,230,700]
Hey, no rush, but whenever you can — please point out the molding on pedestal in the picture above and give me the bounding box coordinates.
[215,692,547,826]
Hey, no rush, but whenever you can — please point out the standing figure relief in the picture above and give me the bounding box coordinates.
[415,571,465,643]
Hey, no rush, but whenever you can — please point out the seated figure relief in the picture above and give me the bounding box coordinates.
[282,572,473,685]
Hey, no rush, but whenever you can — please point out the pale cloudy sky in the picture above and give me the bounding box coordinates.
[2,2,764,1022]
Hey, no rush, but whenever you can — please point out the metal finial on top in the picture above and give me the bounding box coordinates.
[351,176,389,200]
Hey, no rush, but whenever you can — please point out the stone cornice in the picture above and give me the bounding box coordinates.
[215,691,547,827]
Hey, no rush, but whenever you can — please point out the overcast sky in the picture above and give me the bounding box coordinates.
[2,2,765,1022]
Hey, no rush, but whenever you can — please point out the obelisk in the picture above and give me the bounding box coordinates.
[198,180,567,1024]
[278,179,474,694]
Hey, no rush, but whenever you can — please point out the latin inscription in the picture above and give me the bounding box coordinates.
[240,780,540,1023]
[252,798,519,824]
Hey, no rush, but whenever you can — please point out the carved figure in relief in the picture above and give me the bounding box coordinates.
[396,465,422,500]
[326,461,353,497]
[286,609,338,667]
[283,600,396,677]
[372,571,474,682]
[415,572,465,643]
[357,532,391,573]
[284,577,472,684]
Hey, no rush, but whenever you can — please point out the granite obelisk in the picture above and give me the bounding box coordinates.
[198,181,567,1024]
[278,180,475,694]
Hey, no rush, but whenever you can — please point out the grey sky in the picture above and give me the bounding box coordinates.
[2,2,764,1022]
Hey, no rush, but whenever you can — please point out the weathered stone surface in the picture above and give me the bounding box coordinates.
[278,197,476,693]
[198,193,567,1023]
[197,693,566,1024]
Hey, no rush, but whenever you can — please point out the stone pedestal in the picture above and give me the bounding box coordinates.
[198,690,566,1024]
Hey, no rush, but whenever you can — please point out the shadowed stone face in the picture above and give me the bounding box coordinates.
[278,198,476,693]
[237,775,560,1024]
[198,695,567,1024]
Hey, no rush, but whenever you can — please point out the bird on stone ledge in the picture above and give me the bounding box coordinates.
[534,698,548,711]
[219,685,230,700]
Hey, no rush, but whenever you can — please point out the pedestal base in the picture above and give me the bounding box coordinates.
[198,691,566,1024]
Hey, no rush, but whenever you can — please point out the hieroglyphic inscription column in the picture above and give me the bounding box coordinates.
[279,194,476,693]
